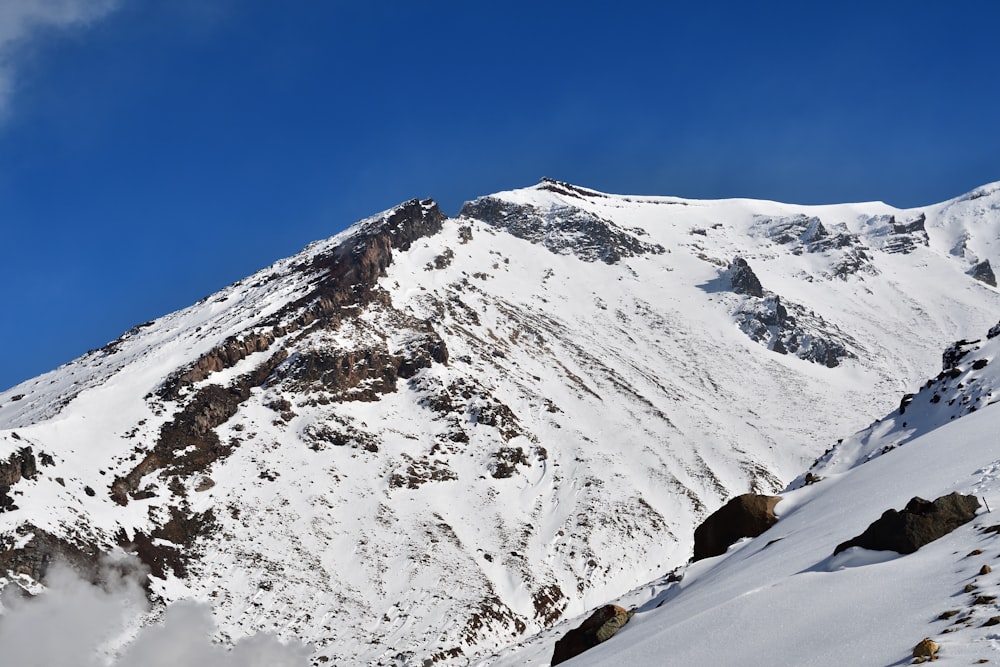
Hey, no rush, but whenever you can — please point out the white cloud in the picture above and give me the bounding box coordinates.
[0,0,121,115]
[0,558,312,667]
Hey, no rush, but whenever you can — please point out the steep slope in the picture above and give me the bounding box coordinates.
[504,325,1000,667]
[1,179,999,665]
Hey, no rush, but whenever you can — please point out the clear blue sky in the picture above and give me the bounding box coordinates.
[2,1,998,391]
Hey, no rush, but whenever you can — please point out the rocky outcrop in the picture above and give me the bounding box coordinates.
[942,339,979,370]
[551,604,635,665]
[0,447,37,512]
[693,493,782,561]
[912,637,939,663]
[113,349,289,506]
[834,493,980,555]
[752,215,874,278]
[727,258,856,367]
[459,196,664,264]
[863,213,929,254]
[0,525,100,583]
[159,199,446,400]
[970,259,997,287]
[728,256,764,297]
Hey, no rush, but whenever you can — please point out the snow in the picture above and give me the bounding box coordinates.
[1,180,999,665]
[544,403,1000,666]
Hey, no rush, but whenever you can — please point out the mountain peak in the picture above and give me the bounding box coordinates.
[4,179,1000,665]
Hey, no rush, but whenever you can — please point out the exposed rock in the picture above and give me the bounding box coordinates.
[752,215,873,278]
[159,199,446,400]
[0,447,37,512]
[119,507,217,579]
[725,256,855,367]
[731,292,854,367]
[942,339,979,370]
[284,345,400,399]
[489,447,529,479]
[388,455,457,490]
[912,637,939,662]
[551,604,635,665]
[532,583,566,626]
[970,259,997,287]
[692,493,782,561]
[0,525,100,583]
[113,349,289,507]
[460,196,663,264]
[988,321,1000,340]
[834,493,980,555]
[728,256,764,297]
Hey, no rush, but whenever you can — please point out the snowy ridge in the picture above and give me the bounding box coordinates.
[797,320,1000,483]
[1,179,999,665]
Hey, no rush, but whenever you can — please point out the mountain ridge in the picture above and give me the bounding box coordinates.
[1,179,999,665]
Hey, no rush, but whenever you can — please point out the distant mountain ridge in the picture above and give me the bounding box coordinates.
[1,178,999,665]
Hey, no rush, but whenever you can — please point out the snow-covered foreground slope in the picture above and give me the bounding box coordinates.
[0,179,999,665]
[508,331,1000,666]
[485,323,1000,666]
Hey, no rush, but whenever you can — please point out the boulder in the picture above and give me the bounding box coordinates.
[912,637,939,662]
[834,492,980,555]
[692,494,782,561]
[551,604,634,665]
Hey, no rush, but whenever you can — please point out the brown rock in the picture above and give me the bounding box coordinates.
[551,604,634,665]
[692,494,782,561]
[912,637,938,662]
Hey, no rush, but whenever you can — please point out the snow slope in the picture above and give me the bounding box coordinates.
[1,179,999,665]
[506,326,1000,666]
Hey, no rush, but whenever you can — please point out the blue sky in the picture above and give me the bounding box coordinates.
[1,1,999,391]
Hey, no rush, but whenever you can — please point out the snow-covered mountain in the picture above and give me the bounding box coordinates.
[1,178,999,665]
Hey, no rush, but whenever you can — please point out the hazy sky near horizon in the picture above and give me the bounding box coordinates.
[1,1,998,390]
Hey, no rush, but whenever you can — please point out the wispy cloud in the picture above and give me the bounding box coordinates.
[0,557,312,666]
[0,0,121,116]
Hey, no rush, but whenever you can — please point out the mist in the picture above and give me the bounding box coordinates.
[0,558,311,667]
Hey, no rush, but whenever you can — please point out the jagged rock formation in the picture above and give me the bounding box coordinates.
[728,256,764,297]
[834,493,980,555]
[460,188,664,264]
[751,214,877,279]
[0,447,37,512]
[970,259,997,287]
[727,256,857,367]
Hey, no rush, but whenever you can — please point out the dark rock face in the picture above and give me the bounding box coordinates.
[834,492,980,555]
[970,259,997,287]
[729,256,764,297]
[942,339,979,371]
[459,196,664,264]
[988,321,1000,340]
[0,525,101,583]
[692,493,782,561]
[0,447,37,512]
[551,604,634,665]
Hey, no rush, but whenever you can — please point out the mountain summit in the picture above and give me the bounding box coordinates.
[1,179,999,665]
